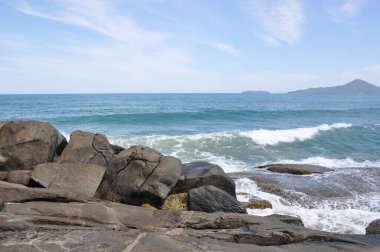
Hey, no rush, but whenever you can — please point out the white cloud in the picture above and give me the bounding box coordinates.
[211,42,239,56]
[363,64,380,74]
[326,0,367,22]
[243,0,304,45]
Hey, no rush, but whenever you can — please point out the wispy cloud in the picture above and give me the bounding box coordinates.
[211,42,239,56]
[326,0,367,23]
[363,64,380,74]
[242,0,305,46]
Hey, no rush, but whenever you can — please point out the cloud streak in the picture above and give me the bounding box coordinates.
[243,0,305,46]
[326,0,367,23]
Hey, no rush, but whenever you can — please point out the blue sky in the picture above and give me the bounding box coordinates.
[1,0,380,93]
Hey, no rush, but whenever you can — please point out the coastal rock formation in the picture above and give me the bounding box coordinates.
[258,164,333,175]
[0,120,67,171]
[58,130,113,167]
[6,170,31,186]
[161,193,188,210]
[173,161,236,197]
[188,185,246,213]
[268,214,304,227]
[366,219,380,234]
[97,146,181,207]
[32,163,106,200]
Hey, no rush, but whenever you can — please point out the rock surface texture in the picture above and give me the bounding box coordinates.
[173,161,236,197]
[366,219,380,234]
[188,185,246,213]
[258,164,332,175]
[97,146,181,207]
[0,120,67,171]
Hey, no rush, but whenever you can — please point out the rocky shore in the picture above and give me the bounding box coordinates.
[0,120,379,251]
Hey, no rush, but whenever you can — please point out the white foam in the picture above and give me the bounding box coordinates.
[273,156,380,168]
[240,123,352,146]
[235,178,380,234]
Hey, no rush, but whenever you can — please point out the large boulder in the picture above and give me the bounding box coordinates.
[31,162,106,200]
[58,130,113,167]
[188,185,246,213]
[244,197,272,209]
[97,146,181,207]
[0,120,67,171]
[172,161,236,197]
[366,219,380,234]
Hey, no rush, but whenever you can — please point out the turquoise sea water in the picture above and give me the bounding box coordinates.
[1,93,380,234]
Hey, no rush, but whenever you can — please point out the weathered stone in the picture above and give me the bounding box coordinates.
[245,198,272,209]
[141,203,158,210]
[6,170,31,186]
[0,180,78,203]
[366,219,380,234]
[172,161,237,197]
[0,120,67,171]
[58,130,113,167]
[97,146,181,207]
[32,163,106,200]
[110,144,125,154]
[0,171,7,181]
[268,214,304,226]
[189,185,246,213]
[258,164,332,175]
[161,193,188,211]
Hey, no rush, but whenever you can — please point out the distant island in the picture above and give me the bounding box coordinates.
[289,79,380,95]
[241,90,271,94]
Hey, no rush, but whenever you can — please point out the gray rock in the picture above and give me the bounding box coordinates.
[173,161,236,197]
[6,170,32,186]
[58,130,113,167]
[32,163,106,200]
[188,185,246,213]
[366,219,380,234]
[258,164,332,175]
[0,120,67,171]
[110,144,125,154]
[268,214,304,226]
[97,146,181,207]
[0,180,79,203]
[0,171,7,181]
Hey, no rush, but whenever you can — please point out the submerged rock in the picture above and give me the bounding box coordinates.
[366,219,380,234]
[32,162,106,200]
[97,146,181,207]
[0,120,67,171]
[245,197,272,209]
[58,130,114,167]
[188,185,246,213]
[258,164,332,175]
[172,161,237,197]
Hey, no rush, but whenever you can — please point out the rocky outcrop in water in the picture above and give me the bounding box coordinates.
[258,164,333,175]
[0,120,378,251]
[366,219,380,234]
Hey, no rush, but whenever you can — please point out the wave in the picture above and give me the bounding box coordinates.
[270,157,380,168]
[240,123,352,145]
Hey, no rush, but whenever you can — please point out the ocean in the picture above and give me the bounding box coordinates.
[1,93,379,234]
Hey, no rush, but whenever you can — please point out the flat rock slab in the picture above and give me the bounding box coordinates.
[258,164,333,175]
[32,163,106,199]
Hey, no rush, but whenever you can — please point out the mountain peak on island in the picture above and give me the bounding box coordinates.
[289,79,380,95]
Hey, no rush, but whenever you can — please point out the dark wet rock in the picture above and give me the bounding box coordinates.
[6,170,31,186]
[55,131,68,157]
[161,193,188,211]
[172,161,236,197]
[110,144,125,154]
[0,120,67,171]
[366,219,380,234]
[268,214,304,226]
[58,130,113,167]
[258,164,333,175]
[245,197,272,209]
[31,163,106,200]
[97,146,181,207]
[0,180,80,203]
[188,185,246,213]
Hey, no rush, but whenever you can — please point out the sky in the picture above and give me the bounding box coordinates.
[0,0,380,93]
